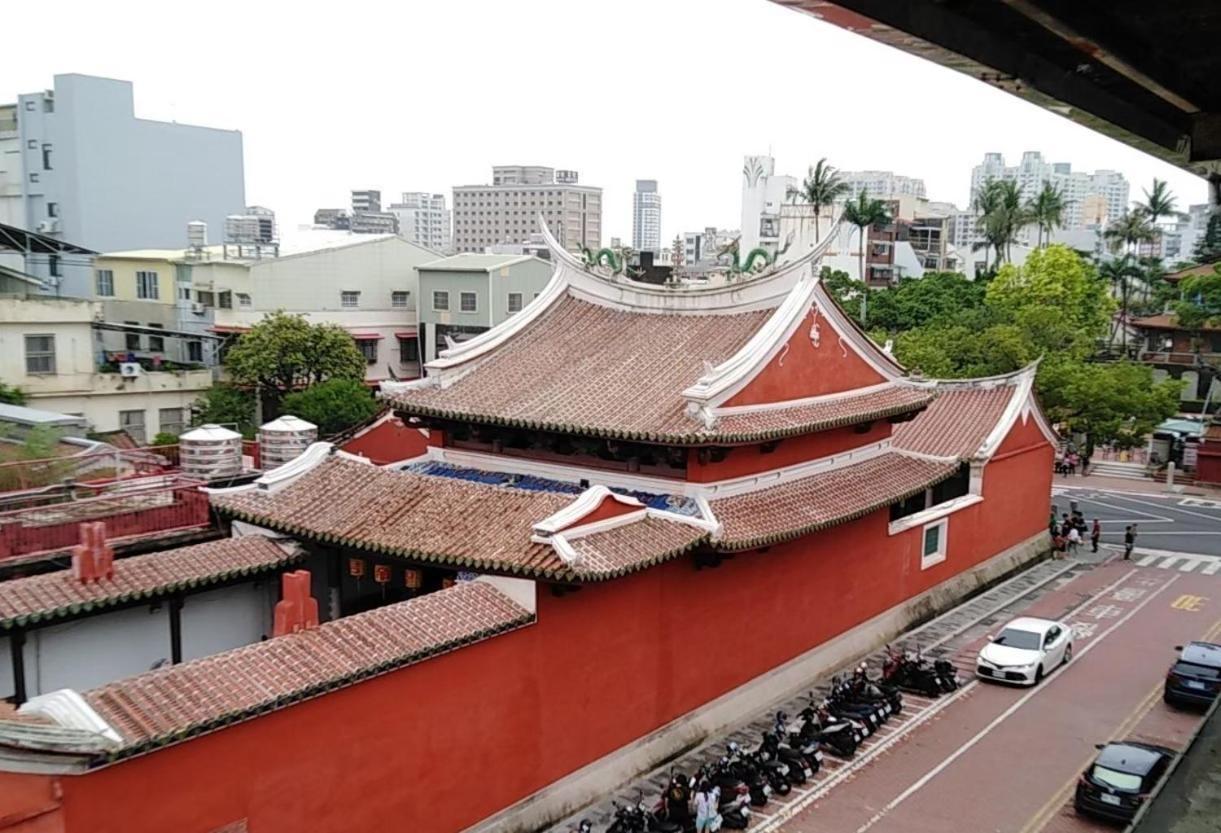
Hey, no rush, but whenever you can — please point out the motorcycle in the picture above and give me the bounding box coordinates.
[729,742,791,796]
[567,822,592,833]
[850,664,904,715]
[606,800,650,833]
[882,644,946,697]
[932,656,961,692]
[829,675,888,728]
[722,747,771,807]
[759,730,811,785]
[649,772,695,833]
[772,712,824,775]
[793,697,860,759]
[694,763,751,829]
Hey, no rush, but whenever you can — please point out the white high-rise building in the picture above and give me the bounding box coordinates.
[682,227,738,266]
[968,152,1130,231]
[837,170,927,201]
[740,155,797,254]
[389,192,451,253]
[452,165,602,253]
[632,180,661,253]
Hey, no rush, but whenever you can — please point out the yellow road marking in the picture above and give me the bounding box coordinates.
[1171,594,1208,612]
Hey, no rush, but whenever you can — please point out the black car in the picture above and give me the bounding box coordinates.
[1164,641,1221,707]
[1074,741,1174,823]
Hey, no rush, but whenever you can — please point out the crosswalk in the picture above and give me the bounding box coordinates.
[1135,549,1221,574]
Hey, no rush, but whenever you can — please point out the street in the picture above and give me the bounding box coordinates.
[1053,484,1221,557]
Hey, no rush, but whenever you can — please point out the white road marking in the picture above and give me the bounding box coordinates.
[1133,549,1221,573]
[846,571,1176,833]
[1179,498,1221,509]
[1109,493,1221,523]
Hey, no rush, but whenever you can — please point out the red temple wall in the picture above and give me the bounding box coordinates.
[45,433,1051,833]
[340,418,429,465]
[687,421,893,482]
[723,310,886,407]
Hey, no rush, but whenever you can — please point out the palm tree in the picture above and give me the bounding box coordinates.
[1098,254,1144,354]
[1026,182,1066,248]
[787,158,850,243]
[842,190,893,323]
[972,179,1027,269]
[1105,209,1156,257]
[1137,178,1177,258]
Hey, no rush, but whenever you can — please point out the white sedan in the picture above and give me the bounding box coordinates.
[976,616,1073,685]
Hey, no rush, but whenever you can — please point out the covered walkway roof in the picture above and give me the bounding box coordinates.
[775,1,1221,193]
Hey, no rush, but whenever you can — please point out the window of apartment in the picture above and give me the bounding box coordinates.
[507,292,523,314]
[136,271,159,300]
[147,323,165,353]
[341,290,360,308]
[119,410,147,445]
[460,292,477,313]
[179,287,192,301]
[391,291,410,309]
[196,290,215,308]
[124,322,141,352]
[24,101,34,112]
[432,290,449,311]
[398,336,420,364]
[48,255,61,277]
[29,173,38,184]
[158,408,184,438]
[24,334,56,375]
[921,518,948,570]
[95,269,115,296]
[356,339,378,363]
[218,291,232,309]
[46,202,58,218]
[41,144,52,171]
[237,292,252,307]
[187,340,203,363]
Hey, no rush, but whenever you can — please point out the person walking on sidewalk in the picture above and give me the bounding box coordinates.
[1067,525,1082,555]
[1090,519,1101,553]
[1123,524,1137,560]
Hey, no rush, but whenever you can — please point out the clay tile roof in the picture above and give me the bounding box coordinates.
[714,385,934,439]
[83,580,533,759]
[212,457,575,579]
[390,295,775,443]
[564,516,710,577]
[891,385,1016,460]
[709,452,958,551]
[1130,312,1221,332]
[0,537,299,630]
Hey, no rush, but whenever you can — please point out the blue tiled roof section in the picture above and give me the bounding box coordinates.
[404,461,700,516]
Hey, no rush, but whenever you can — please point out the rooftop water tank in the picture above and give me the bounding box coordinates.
[179,424,243,479]
[259,415,318,469]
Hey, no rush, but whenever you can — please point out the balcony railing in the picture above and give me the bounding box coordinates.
[1138,350,1221,367]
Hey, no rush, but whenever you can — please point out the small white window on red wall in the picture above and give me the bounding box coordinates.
[921,518,948,570]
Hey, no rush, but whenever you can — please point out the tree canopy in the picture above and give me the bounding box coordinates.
[1173,264,1221,329]
[224,312,367,400]
[190,383,257,438]
[1193,212,1221,265]
[280,378,380,436]
[0,384,26,406]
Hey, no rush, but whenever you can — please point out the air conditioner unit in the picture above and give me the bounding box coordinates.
[190,302,205,315]
[36,219,60,233]
[119,362,141,378]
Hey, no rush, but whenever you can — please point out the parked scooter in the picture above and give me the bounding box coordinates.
[567,821,592,833]
[772,712,824,774]
[759,730,811,785]
[793,697,860,758]
[606,800,650,833]
[882,644,958,696]
[649,772,695,833]
[729,741,791,796]
[829,675,889,727]
[722,748,771,807]
[850,664,904,715]
[694,763,751,829]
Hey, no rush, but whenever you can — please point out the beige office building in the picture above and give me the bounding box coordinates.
[452,165,601,253]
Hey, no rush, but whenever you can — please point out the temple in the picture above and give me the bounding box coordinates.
[0,219,1055,833]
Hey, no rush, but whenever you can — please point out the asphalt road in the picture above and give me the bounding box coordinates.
[1052,484,1221,558]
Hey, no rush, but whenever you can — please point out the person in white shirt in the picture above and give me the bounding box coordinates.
[1066,526,1081,554]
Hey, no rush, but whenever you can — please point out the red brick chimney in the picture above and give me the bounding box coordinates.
[273,569,319,637]
[71,522,114,582]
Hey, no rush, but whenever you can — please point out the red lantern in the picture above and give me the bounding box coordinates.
[403,569,422,590]
[348,558,366,578]
[374,564,391,584]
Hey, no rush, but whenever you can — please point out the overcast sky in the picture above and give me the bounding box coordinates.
[2,0,1209,244]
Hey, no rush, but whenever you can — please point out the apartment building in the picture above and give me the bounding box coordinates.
[389,192,451,252]
[416,253,553,362]
[682,227,738,266]
[632,180,662,253]
[970,152,1130,230]
[452,165,602,253]
[0,74,244,252]
[740,155,797,254]
[837,170,928,200]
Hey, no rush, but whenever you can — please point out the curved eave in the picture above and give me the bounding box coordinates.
[392,396,931,446]
[713,464,958,553]
[213,505,710,585]
[0,553,304,631]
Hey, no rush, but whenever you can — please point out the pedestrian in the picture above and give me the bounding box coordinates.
[694,781,720,833]
[1123,524,1136,560]
[1091,519,1101,553]
[1067,525,1081,555]
[1053,531,1066,559]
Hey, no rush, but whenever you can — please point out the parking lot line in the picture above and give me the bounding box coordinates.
[848,572,1179,833]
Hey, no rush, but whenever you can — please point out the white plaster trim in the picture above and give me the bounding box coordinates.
[893,447,960,465]
[549,534,581,567]
[710,380,896,416]
[473,575,537,616]
[699,440,892,499]
[334,449,374,464]
[919,517,950,570]
[975,364,1042,460]
[887,494,983,535]
[255,442,339,493]
[533,486,644,538]
[18,690,122,746]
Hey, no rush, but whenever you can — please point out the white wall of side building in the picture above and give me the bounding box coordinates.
[741,155,796,254]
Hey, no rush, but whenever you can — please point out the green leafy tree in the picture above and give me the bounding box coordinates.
[1105,210,1156,257]
[0,384,26,406]
[224,312,366,413]
[150,432,181,447]
[190,384,257,437]
[1037,359,1179,449]
[973,179,1028,269]
[1173,265,1221,330]
[280,378,379,436]
[1138,178,1177,226]
[787,158,850,243]
[1193,212,1221,264]
[1026,182,1066,248]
